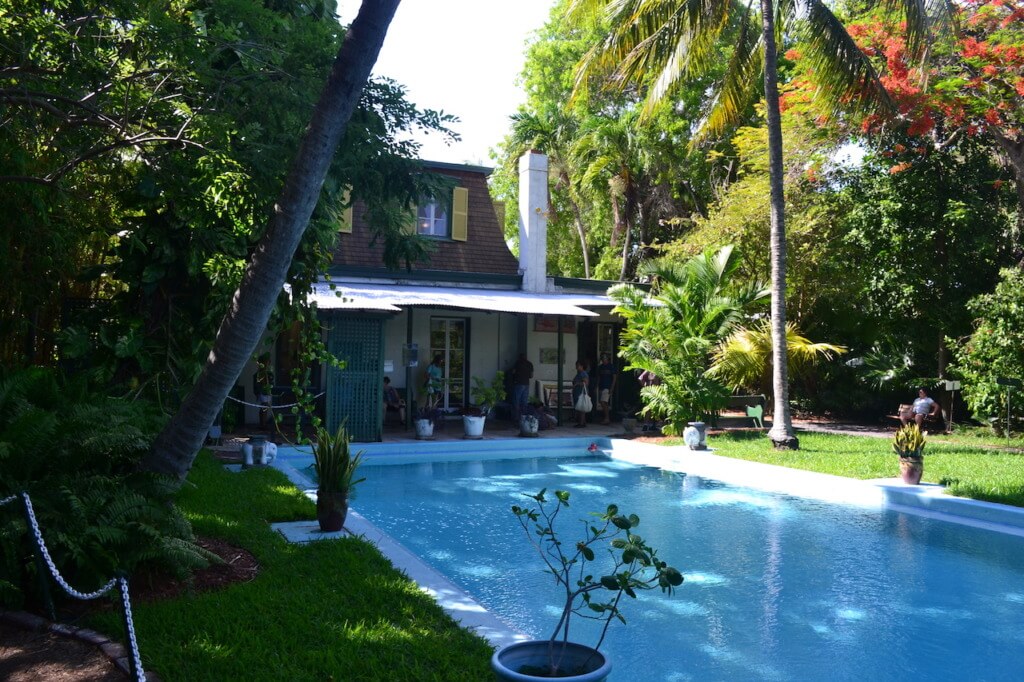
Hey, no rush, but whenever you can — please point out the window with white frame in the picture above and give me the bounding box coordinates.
[417,200,449,237]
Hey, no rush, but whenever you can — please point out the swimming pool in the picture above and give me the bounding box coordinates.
[279,442,1024,681]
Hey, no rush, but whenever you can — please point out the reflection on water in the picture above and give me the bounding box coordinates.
[354,453,1024,682]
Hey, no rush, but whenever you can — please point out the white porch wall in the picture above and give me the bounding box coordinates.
[381,309,518,395]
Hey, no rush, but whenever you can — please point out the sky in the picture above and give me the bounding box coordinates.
[337,1,555,166]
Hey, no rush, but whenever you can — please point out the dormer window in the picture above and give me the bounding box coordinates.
[417,201,449,237]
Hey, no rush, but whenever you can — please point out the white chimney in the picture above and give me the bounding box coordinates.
[518,150,548,293]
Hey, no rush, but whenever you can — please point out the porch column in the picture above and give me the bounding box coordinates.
[405,308,413,430]
[556,323,564,426]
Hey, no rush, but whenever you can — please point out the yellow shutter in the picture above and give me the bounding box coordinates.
[451,186,469,241]
[493,200,505,229]
[403,204,418,235]
[339,188,353,233]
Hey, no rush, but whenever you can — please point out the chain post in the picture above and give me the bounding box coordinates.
[117,575,146,682]
[20,491,56,621]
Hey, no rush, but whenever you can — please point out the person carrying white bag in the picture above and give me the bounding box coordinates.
[572,360,592,427]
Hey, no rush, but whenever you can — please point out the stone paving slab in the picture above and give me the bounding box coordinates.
[271,520,349,543]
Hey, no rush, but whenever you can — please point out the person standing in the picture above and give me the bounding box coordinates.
[595,353,618,426]
[424,354,445,407]
[572,360,590,427]
[511,352,534,424]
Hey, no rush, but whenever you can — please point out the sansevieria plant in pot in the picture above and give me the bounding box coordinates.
[312,423,365,532]
[492,489,684,681]
[893,423,926,485]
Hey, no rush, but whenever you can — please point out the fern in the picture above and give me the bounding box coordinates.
[0,367,210,608]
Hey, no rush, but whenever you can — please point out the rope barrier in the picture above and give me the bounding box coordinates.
[224,391,325,410]
[4,492,146,681]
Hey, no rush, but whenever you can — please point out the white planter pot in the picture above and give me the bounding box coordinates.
[414,419,434,440]
[463,415,486,439]
[520,415,539,437]
[491,640,611,682]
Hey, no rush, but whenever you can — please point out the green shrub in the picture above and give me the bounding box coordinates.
[951,268,1024,434]
[0,368,212,609]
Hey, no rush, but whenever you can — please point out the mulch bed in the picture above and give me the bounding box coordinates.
[132,536,259,603]
[1,536,259,681]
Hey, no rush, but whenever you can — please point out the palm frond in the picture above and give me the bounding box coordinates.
[693,0,763,145]
[710,320,847,391]
[800,0,892,119]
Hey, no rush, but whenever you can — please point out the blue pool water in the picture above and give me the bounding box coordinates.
[346,452,1024,681]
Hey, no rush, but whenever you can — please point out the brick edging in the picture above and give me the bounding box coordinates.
[0,608,161,681]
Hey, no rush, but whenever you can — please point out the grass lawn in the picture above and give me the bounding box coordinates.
[88,452,493,681]
[931,424,1024,451]
[662,431,1024,507]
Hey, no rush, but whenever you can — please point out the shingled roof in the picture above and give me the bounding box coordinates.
[331,163,520,277]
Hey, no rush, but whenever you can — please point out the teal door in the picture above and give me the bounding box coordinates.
[326,315,384,442]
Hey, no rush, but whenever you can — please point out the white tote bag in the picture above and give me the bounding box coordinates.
[575,391,593,413]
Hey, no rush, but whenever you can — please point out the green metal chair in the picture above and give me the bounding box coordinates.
[746,404,764,429]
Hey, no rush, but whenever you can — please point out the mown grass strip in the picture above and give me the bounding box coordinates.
[89,453,493,681]
[663,431,1024,507]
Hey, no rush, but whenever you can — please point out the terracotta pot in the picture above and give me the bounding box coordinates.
[316,491,349,532]
[899,457,923,485]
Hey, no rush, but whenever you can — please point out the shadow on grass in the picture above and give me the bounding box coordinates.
[88,453,493,682]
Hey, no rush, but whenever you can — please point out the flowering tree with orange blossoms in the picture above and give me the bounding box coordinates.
[839,1,1024,249]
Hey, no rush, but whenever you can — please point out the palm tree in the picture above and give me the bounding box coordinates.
[611,245,768,433]
[141,0,402,481]
[566,0,946,448]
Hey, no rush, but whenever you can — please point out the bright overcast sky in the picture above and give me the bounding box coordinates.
[338,1,555,166]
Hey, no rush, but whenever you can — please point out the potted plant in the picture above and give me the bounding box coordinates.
[893,423,926,485]
[414,403,442,440]
[492,489,684,681]
[312,423,365,532]
[464,371,506,439]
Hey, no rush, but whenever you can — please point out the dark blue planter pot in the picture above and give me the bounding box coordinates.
[491,640,611,681]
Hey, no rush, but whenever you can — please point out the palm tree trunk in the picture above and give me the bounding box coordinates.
[760,0,798,449]
[569,201,591,278]
[141,0,402,481]
[561,174,591,278]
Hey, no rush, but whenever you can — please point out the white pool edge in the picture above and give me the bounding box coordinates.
[271,437,1024,648]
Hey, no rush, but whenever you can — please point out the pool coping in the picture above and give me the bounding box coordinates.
[271,436,1024,647]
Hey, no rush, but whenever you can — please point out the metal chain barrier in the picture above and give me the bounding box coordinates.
[225,391,325,410]
[5,491,146,682]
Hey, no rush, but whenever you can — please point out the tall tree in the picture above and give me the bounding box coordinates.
[842,3,1024,255]
[141,0,401,481]
[566,0,927,448]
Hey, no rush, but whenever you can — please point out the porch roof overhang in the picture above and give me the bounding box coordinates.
[308,281,612,317]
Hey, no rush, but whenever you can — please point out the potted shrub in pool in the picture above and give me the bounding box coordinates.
[492,489,684,681]
[464,371,506,439]
[893,423,926,485]
[312,423,365,532]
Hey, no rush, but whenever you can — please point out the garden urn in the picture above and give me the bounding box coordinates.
[491,640,611,682]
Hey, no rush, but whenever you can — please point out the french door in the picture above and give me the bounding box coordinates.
[429,317,467,411]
